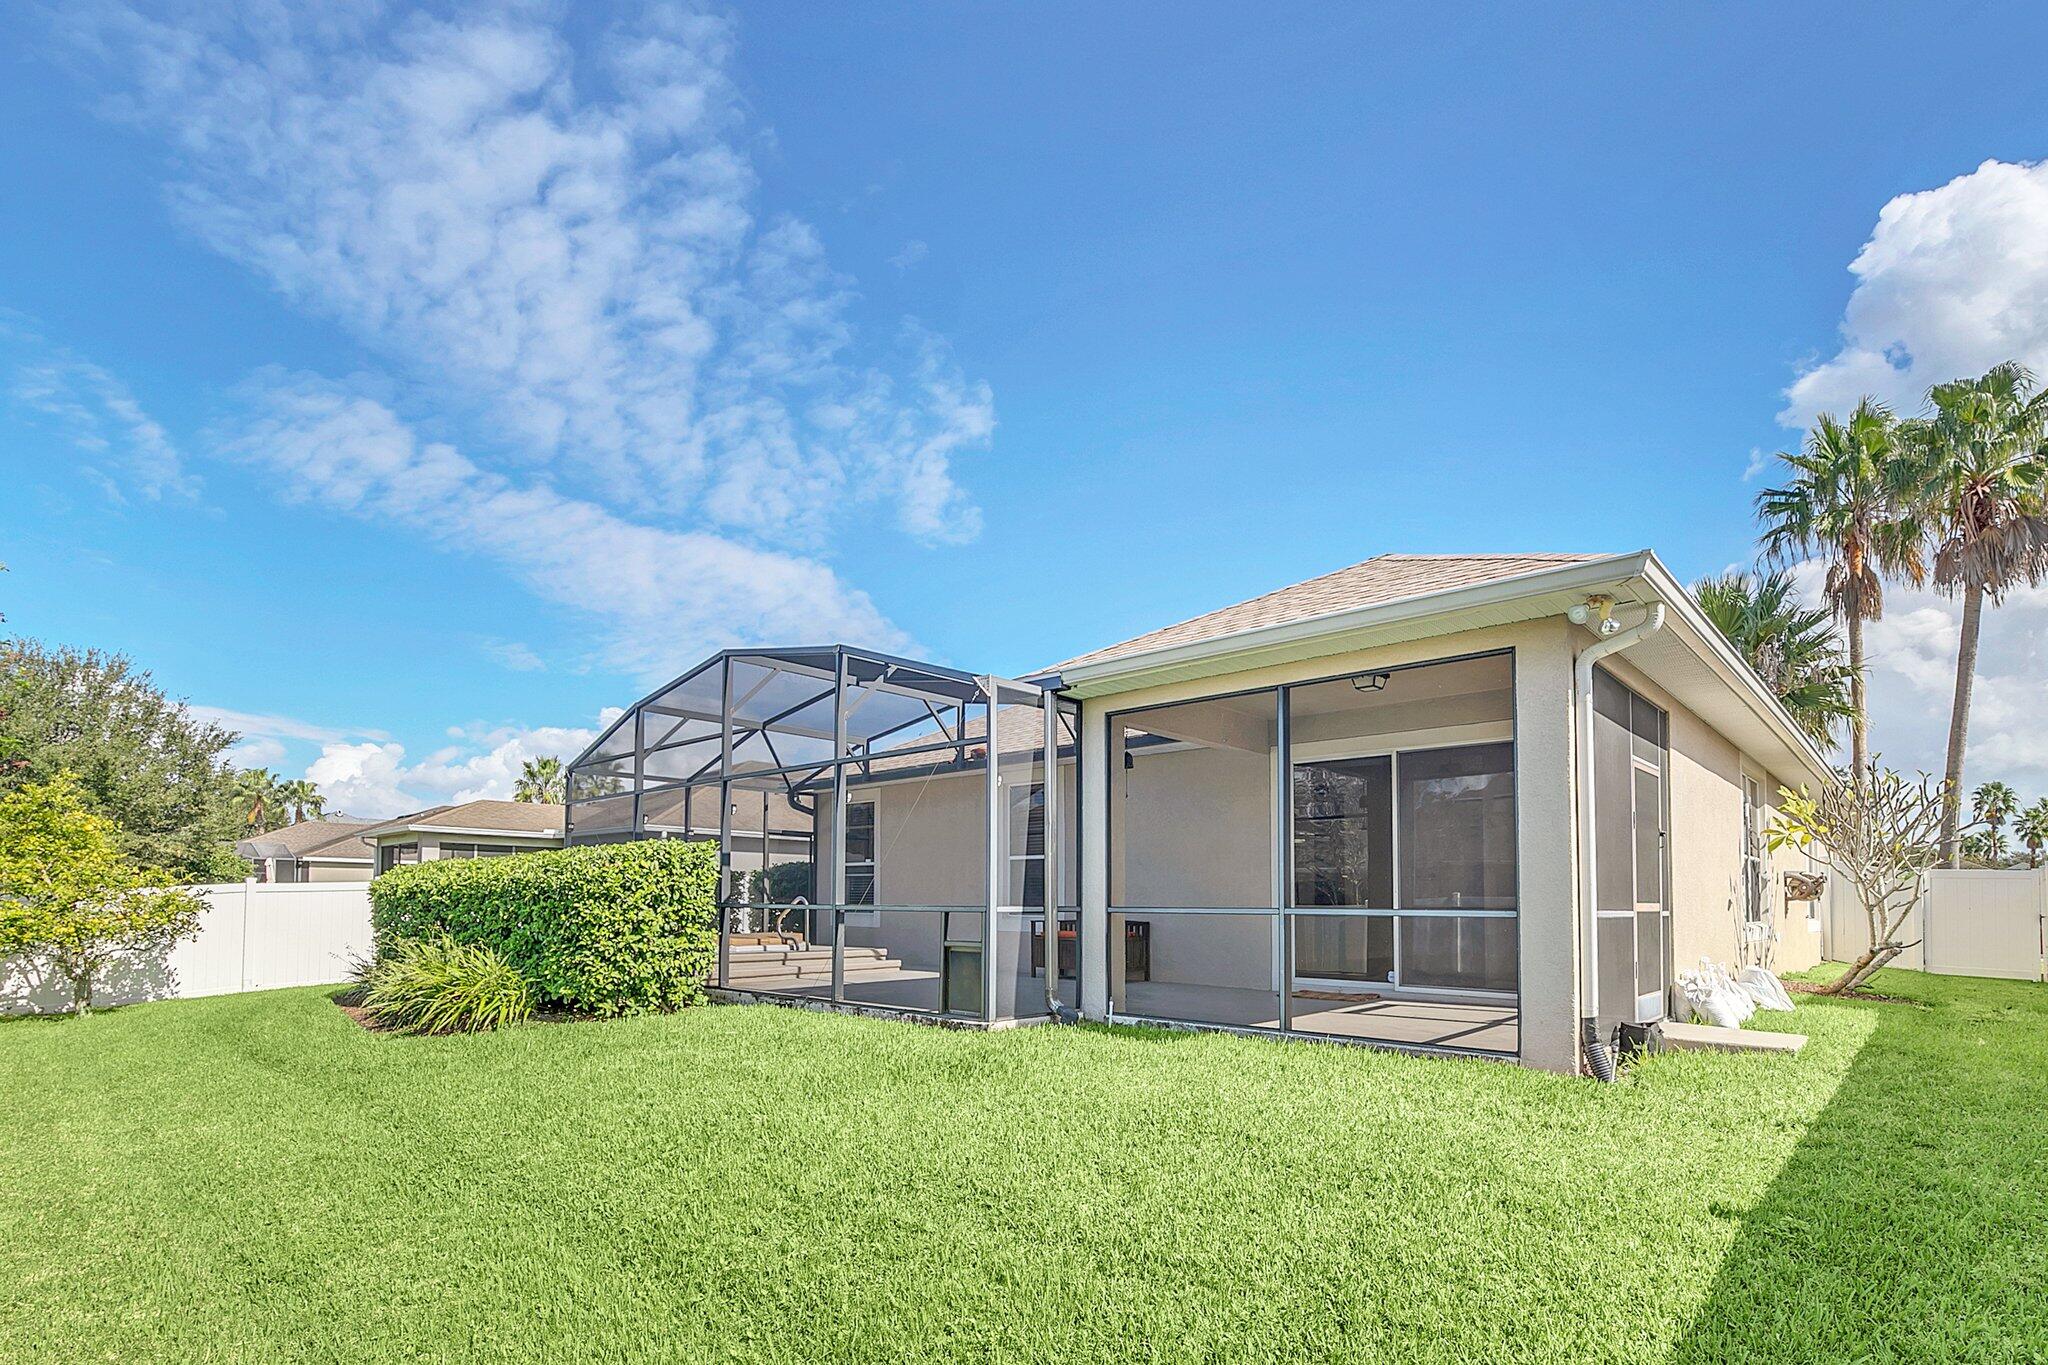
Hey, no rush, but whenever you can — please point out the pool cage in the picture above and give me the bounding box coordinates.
[565,647,1079,1024]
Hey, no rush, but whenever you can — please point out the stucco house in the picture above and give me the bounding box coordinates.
[236,819,376,883]
[361,799,565,873]
[565,551,1832,1073]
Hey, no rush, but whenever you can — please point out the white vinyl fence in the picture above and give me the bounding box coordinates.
[1827,866,2048,982]
[1,881,373,1015]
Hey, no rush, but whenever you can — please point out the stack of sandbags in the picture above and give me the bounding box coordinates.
[1735,964,1796,1012]
[1677,958,1756,1029]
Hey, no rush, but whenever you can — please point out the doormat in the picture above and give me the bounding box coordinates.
[1293,989,1383,1002]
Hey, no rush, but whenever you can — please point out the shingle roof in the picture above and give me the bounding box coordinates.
[358,800,565,841]
[235,819,377,862]
[1047,553,1606,673]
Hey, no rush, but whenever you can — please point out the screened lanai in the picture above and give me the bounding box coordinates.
[565,647,1079,1024]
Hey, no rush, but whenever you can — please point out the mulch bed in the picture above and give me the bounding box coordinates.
[1784,980,1915,1004]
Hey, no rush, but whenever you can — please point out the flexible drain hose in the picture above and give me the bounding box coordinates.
[1583,1019,1617,1083]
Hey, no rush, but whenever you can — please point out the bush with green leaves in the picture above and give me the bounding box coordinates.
[368,839,718,1016]
[361,936,535,1034]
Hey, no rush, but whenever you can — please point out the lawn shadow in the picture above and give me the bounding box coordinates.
[1668,981,2048,1362]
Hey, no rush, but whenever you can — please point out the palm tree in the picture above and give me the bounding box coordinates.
[1693,570,1855,744]
[1905,363,2048,864]
[277,778,325,824]
[1756,398,1925,782]
[2017,798,2048,869]
[235,768,286,831]
[1973,780,2019,840]
[514,755,564,805]
[1960,830,2009,868]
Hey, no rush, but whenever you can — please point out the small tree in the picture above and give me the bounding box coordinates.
[0,775,206,1015]
[1766,763,1962,996]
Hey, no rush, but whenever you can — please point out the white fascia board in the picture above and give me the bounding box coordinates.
[404,824,563,839]
[1634,554,1837,788]
[300,854,374,864]
[1056,552,1656,696]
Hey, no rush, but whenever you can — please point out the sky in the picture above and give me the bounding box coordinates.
[4,1,2048,818]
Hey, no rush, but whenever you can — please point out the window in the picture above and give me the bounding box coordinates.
[378,842,420,873]
[1742,775,1765,922]
[439,843,523,860]
[844,800,876,905]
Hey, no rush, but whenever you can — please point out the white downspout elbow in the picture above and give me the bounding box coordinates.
[1573,603,1665,1079]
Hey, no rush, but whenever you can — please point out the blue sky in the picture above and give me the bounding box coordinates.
[5,1,2048,815]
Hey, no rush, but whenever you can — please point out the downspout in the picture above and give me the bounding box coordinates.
[1573,602,1665,1081]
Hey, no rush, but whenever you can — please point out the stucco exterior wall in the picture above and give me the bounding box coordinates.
[304,861,372,883]
[828,759,1078,974]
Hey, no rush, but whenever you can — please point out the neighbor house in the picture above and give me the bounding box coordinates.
[360,800,565,873]
[565,551,1833,1073]
[236,819,376,883]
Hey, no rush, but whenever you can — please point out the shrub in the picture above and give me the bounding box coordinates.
[369,839,718,1016]
[362,936,535,1034]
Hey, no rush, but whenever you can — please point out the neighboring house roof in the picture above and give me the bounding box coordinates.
[357,800,566,842]
[235,819,377,864]
[1047,553,1603,673]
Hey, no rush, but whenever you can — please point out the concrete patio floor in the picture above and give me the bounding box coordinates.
[1116,981,1519,1054]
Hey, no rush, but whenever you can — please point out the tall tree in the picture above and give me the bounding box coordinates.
[1693,570,1855,743]
[276,778,325,823]
[514,755,564,805]
[1973,780,2019,839]
[235,768,287,832]
[2017,798,2048,869]
[1907,363,2048,865]
[0,639,249,881]
[1756,398,1924,781]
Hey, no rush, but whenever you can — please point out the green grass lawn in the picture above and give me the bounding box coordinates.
[3,969,2044,1363]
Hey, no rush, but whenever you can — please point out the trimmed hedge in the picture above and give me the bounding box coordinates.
[368,839,718,1016]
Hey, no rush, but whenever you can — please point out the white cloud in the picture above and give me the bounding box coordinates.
[889,239,928,271]
[305,741,417,820]
[57,0,990,545]
[305,717,606,819]
[483,640,545,672]
[224,735,286,769]
[1790,560,2048,798]
[190,704,387,745]
[1,314,195,501]
[1783,158,2048,428]
[223,374,912,679]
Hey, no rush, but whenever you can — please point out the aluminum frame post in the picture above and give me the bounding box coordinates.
[1275,687,1293,1033]
[716,654,733,990]
[1041,689,1062,1016]
[830,648,849,1004]
[983,681,1001,1023]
